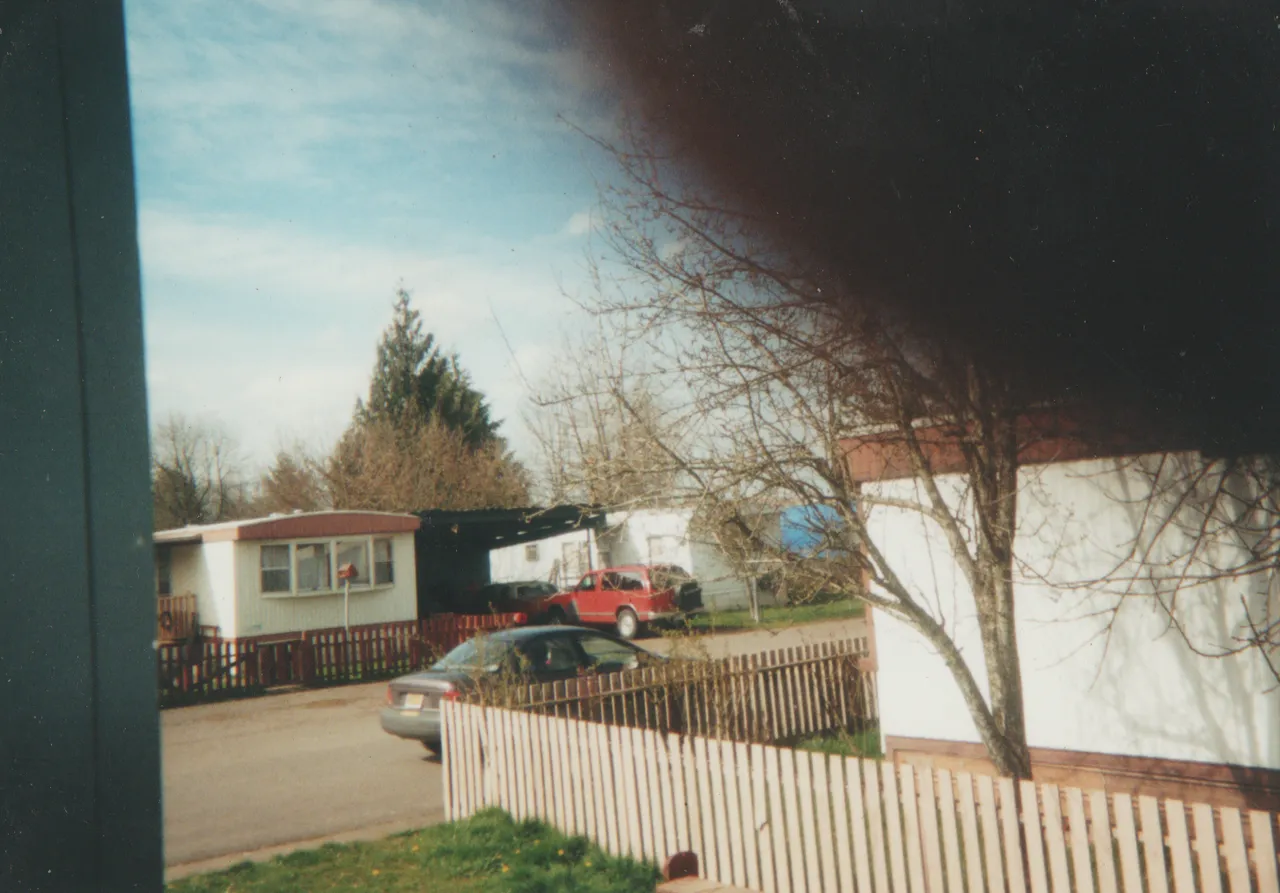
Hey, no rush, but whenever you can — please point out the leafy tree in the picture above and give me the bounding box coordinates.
[255,445,328,515]
[324,415,531,513]
[359,289,499,448]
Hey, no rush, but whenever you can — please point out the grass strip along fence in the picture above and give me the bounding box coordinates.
[156,613,521,708]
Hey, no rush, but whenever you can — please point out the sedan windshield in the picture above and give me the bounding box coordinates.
[431,636,514,672]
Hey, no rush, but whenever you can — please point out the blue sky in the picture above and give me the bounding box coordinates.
[125,0,614,470]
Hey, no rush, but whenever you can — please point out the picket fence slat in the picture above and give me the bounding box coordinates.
[739,741,763,892]
[1113,794,1143,893]
[977,775,1008,893]
[998,777,1027,893]
[708,735,731,880]
[832,756,857,893]
[814,752,840,893]
[939,771,967,893]
[799,749,823,893]
[637,727,658,862]
[724,740,748,888]
[866,757,894,893]
[1193,804,1225,893]
[1220,809,1250,893]
[441,700,455,820]
[1066,786,1095,893]
[1088,789,1120,893]
[1140,796,1172,893]
[658,733,679,860]
[918,768,946,893]
[780,746,806,893]
[901,765,929,893]
[1020,781,1051,893]
[597,721,619,855]
[766,744,789,893]
[1250,811,1280,893]
[1167,801,1198,893]
[851,758,877,893]
[1041,787,1071,893]
[958,774,986,893]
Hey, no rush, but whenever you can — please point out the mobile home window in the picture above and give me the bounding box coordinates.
[373,538,394,585]
[336,540,370,585]
[295,542,332,592]
[260,544,291,593]
[524,543,538,562]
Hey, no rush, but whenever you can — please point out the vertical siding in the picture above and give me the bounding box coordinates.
[869,455,1280,770]
[233,533,417,638]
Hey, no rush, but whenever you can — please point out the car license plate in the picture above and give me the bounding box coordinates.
[401,693,424,710]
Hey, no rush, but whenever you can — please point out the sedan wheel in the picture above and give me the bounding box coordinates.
[616,608,639,640]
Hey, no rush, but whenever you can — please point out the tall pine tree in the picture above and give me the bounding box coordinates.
[358,289,500,448]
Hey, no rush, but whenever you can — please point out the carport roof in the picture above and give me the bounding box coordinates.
[414,505,606,551]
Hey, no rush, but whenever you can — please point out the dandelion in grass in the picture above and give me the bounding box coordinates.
[584,860,592,868]
[502,865,510,873]
[558,849,565,856]
[372,868,380,876]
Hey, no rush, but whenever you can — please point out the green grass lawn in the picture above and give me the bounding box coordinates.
[168,810,659,893]
[784,724,884,759]
[684,594,864,633]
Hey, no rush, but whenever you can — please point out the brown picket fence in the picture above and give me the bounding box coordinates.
[470,638,876,745]
[157,613,520,707]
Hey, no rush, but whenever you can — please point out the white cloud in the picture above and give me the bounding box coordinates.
[564,209,599,236]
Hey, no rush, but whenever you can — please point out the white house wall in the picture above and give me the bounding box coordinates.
[169,541,236,636]
[867,453,1280,770]
[232,533,418,638]
[489,528,598,586]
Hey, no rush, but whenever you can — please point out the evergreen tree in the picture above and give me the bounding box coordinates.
[358,289,500,447]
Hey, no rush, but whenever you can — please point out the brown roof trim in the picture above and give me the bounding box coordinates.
[885,735,1280,812]
[158,512,420,544]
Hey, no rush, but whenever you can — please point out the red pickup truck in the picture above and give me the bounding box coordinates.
[534,564,704,639]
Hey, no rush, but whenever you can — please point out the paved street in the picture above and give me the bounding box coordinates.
[162,615,867,879]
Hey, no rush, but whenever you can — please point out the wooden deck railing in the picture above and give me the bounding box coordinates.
[156,594,197,642]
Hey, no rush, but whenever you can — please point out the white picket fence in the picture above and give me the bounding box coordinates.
[442,701,1280,893]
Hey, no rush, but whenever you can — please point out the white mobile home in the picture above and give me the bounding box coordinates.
[489,507,781,611]
[153,511,420,639]
[847,425,1280,801]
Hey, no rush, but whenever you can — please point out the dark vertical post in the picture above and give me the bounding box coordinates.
[0,1,162,889]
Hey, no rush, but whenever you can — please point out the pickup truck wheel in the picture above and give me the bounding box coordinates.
[616,607,640,640]
[546,606,567,625]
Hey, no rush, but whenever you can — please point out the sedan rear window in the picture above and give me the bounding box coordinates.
[431,637,514,672]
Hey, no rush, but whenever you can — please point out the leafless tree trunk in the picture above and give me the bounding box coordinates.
[551,122,1037,777]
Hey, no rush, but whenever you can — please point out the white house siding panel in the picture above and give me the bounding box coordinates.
[232,533,418,638]
[169,541,237,637]
[489,529,597,587]
[867,454,1280,770]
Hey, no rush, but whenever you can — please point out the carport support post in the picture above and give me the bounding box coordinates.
[749,575,761,623]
